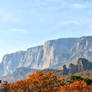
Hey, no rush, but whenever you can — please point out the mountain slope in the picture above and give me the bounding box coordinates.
[0,36,92,76]
[1,67,38,82]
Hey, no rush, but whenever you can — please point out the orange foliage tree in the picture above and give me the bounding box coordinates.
[2,71,61,92]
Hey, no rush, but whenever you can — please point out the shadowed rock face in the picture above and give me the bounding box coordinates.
[62,58,92,75]
[77,58,92,71]
[0,36,92,76]
[62,65,69,75]
[68,63,77,74]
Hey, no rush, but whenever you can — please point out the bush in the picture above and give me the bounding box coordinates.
[70,75,83,81]
[84,78,92,85]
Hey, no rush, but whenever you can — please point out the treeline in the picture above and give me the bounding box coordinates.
[1,72,92,92]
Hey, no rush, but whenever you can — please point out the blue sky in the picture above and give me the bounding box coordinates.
[0,0,92,61]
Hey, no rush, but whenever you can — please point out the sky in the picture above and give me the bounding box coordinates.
[0,0,92,61]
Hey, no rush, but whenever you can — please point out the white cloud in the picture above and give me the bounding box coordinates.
[59,18,92,27]
[60,20,80,25]
[9,28,29,33]
[0,8,19,24]
[72,4,87,9]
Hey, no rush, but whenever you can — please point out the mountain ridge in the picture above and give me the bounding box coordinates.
[0,36,92,77]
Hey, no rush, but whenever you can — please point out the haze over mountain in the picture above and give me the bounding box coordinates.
[1,58,92,82]
[0,36,92,77]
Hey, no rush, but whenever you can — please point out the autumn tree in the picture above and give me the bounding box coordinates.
[25,71,61,92]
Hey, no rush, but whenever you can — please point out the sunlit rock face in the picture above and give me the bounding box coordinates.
[0,51,26,76]
[1,36,92,76]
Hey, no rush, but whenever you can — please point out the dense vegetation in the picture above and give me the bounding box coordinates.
[59,75,92,92]
[1,72,92,92]
[60,81,92,92]
[1,72,62,92]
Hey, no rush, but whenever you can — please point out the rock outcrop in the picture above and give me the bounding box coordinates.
[62,65,69,75]
[62,58,92,75]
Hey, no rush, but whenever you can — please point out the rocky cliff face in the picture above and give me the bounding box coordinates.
[62,58,92,75]
[0,36,92,77]
[0,51,26,76]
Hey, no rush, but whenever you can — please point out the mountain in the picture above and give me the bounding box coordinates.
[0,36,92,77]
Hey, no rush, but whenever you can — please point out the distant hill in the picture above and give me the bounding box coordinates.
[0,36,92,77]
